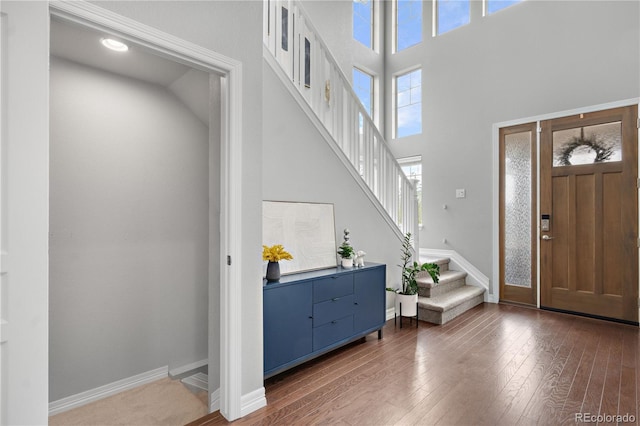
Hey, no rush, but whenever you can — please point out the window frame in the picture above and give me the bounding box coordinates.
[353,0,374,49]
[352,67,375,122]
[433,0,471,36]
[394,67,422,139]
[398,155,423,228]
[394,0,423,53]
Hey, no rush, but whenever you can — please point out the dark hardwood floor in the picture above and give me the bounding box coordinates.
[189,303,639,425]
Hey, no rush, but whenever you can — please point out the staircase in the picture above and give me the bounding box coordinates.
[416,257,485,325]
[263,0,419,248]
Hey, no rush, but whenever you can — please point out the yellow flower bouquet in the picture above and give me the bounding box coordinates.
[263,244,293,282]
[262,245,293,262]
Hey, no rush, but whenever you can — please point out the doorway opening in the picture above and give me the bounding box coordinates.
[47,3,244,420]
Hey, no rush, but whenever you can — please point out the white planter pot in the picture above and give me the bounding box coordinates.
[341,258,353,268]
[395,293,418,317]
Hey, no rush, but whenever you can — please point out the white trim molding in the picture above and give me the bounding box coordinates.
[48,366,168,416]
[386,307,396,321]
[210,388,220,413]
[169,359,208,378]
[240,387,266,418]
[49,1,247,421]
[420,248,496,303]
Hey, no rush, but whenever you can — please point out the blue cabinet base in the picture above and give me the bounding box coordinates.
[263,263,386,378]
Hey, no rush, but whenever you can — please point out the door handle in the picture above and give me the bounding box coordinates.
[542,235,554,240]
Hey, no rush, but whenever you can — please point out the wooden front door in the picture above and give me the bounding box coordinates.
[540,105,638,323]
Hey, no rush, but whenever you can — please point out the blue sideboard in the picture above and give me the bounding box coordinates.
[263,262,386,378]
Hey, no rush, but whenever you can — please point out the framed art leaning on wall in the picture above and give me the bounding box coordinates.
[262,201,337,275]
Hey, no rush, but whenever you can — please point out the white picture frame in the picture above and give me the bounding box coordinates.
[262,201,337,275]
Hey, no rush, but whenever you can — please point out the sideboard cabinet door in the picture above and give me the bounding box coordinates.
[263,282,313,372]
[354,266,386,332]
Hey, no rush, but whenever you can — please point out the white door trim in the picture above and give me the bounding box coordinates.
[49,1,245,420]
[492,97,640,311]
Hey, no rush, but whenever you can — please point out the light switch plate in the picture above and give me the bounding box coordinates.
[456,189,466,199]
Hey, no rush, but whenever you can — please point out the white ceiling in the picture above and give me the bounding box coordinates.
[50,19,192,88]
[50,18,211,125]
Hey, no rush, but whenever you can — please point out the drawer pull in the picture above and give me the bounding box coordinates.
[308,316,313,319]
[331,320,337,324]
[331,297,340,302]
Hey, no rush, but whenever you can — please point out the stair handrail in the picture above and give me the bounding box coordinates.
[263,0,419,248]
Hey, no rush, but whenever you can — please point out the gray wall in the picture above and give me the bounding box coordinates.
[49,57,210,400]
[384,0,640,276]
[262,63,404,302]
[89,0,265,398]
[300,0,640,277]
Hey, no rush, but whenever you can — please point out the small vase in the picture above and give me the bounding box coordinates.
[341,258,353,268]
[265,261,281,282]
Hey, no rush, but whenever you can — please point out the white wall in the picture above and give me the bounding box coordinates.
[49,57,210,401]
[262,63,404,302]
[384,0,639,276]
[0,2,50,424]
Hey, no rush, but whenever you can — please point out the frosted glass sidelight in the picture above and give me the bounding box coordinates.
[504,131,532,288]
[553,121,622,166]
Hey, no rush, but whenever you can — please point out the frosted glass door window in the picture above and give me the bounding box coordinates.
[552,121,622,167]
[504,131,532,288]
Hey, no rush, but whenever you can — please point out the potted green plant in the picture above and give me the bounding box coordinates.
[337,241,355,268]
[391,233,439,318]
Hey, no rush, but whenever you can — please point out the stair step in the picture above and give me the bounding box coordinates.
[419,256,450,273]
[418,285,485,325]
[417,270,466,298]
[416,269,466,289]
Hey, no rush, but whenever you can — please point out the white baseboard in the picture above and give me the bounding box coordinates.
[420,248,494,303]
[181,372,208,392]
[386,307,395,321]
[169,358,208,377]
[48,366,168,416]
[240,387,266,417]
[210,388,220,412]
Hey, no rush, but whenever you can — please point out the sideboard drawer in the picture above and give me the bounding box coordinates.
[313,294,355,327]
[313,315,354,351]
[313,275,354,302]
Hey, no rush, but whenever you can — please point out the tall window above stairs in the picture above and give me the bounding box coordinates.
[395,0,422,52]
[485,0,523,15]
[353,0,373,49]
[399,156,423,228]
[395,68,422,138]
[435,0,470,35]
[353,67,374,120]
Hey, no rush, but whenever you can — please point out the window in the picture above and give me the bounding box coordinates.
[352,68,373,118]
[486,0,522,15]
[353,0,373,49]
[396,0,422,52]
[395,68,422,138]
[435,0,470,35]
[398,156,423,227]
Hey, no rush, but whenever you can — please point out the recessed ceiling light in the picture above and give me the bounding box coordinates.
[101,38,129,52]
